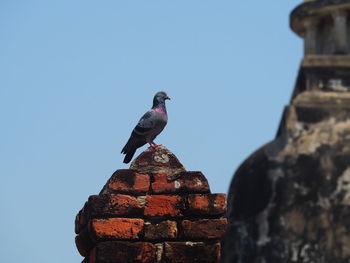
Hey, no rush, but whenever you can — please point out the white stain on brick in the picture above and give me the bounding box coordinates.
[154,154,169,163]
[196,179,203,186]
[137,196,147,207]
[174,181,181,189]
[333,167,350,205]
[155,243,163,263]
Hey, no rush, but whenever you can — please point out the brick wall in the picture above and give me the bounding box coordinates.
[75,146,227,263]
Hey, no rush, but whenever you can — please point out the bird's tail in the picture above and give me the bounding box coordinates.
[121,138,137,164]
[123,148,137,164]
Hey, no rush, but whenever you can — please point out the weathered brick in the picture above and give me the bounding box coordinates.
[180,219,227,239]
[144,195,183,217]
[162,242,221,263]
[177,172,210,193]
[88,194,143,218]
[130,146,186,172]
[144,220,177,240]
[76,227,94,257]
[186,194,227,216]
[90,241,156,263]
[75,147,228,263]
[100,170,150,195]
[90,218,144,241]
[152,171,210,194]
[75,202,89,234]
[151,173,175,193]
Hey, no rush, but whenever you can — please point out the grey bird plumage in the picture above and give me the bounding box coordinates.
[121,91,170,163]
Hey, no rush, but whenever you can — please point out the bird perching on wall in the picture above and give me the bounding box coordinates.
[121,91,170,164]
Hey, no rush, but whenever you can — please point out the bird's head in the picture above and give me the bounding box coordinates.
[153,91,170,107]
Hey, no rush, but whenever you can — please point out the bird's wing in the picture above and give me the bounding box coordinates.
[121,110,157,159]
[121,108,167,163]
[132,109,158,136]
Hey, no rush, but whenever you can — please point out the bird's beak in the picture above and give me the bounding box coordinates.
[165,96,171,100]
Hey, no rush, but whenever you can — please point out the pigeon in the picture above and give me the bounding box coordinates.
[121,91,170,163]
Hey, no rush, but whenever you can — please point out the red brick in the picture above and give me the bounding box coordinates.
[180,219,227,239]
[75,202,89,234]
[178,172,210,193]
[90,241,156,263]
[162,242,221,263]
[144,195,183,217]
[101,170,150,195]
[144,220,177,240]
[151,172,210,194]
[75,227,94,257]
[186,194,227,216]
[90,218,144,241]
[88,194,143,217]
[151,173,175,193]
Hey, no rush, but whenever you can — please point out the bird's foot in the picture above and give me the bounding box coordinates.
[149,142,161,147]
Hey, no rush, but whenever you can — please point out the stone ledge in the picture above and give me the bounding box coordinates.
[302,55,350,68]
[290,0,350,36]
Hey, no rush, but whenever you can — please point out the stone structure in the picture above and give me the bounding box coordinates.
[222,1,350,262]
[75,146,227,263]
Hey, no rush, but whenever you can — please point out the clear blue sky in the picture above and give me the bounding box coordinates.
[1,1,302,262]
